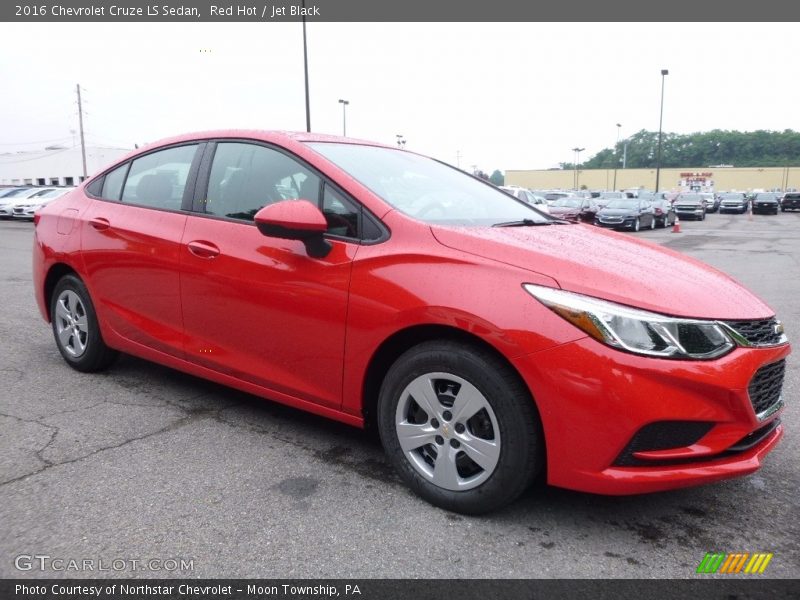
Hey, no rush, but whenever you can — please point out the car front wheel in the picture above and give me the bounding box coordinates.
[378,341,542,514]
[50,274,118,372]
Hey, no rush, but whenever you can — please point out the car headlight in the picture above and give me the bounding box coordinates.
[524,284,735,360]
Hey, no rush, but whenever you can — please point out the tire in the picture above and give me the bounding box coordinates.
[650,217,656,230]
[700,212,706,221]
[377,341,543,515]
[50,274,118,372]
[633,218,640,232]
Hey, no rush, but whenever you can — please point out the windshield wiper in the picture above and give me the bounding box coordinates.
[492,219,553,227]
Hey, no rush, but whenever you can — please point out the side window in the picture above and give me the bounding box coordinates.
[101,163,128,201]
[205,142,320,221]
[322,184,359,238]
[121,144,197,210]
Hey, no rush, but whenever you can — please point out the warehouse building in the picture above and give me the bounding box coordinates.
[0,145,131,187]
[505,166,798,193]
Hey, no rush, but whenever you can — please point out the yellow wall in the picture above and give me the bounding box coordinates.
[505,166,799,192]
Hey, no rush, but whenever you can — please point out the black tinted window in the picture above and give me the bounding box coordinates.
[121,145,197,209]
[205,143,320,221]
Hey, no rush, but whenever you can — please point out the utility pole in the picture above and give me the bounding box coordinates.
[76,84,87,180]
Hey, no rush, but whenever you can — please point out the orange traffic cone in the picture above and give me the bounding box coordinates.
[672,217,681,233]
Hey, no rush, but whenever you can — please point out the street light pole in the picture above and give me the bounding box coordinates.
[571,147,584,190]
[338,99,349,136]
[613,123,621,191]
[655,69,669,192]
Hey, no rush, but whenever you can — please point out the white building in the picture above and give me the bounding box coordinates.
[0,145,131,187]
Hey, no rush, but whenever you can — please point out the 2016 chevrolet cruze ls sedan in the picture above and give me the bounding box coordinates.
[33,131,790,514]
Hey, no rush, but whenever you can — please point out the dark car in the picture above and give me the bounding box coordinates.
[752,193,780,215]
[594,198,656,231]
[718,192,748,214]
[673,194,707,221]
[548,197,598,223]
[781,193,800,211]
[650,199,677,228]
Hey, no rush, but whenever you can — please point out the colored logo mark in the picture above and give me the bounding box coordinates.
[697,552,773,574]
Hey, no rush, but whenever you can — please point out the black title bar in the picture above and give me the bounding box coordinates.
[4,0,800,22]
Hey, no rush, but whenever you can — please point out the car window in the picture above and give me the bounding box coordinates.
[121,144,197,210]
[204,142,321,221]
[322,184,359,238]
[101,164,128,201]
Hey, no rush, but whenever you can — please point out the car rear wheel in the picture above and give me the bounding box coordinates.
[650,217,656,230]
[378,341,542,514]
[633,218,640,232]
[50,274,118,372]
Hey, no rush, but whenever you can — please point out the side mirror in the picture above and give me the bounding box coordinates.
[254,200,332,258]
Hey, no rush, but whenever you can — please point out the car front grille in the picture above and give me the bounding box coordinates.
[748,360,785,419]
[723,317,785,346]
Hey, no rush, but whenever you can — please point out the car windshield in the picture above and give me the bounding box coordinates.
[3,188,34,198]
[677,195,702,202]
[552,198,581,208]
[604,199,638,209]
[756,194,777,200]
[720,193,744,199]
[34,188,70,199]
[307,143,551,226]
[599,192,625,199]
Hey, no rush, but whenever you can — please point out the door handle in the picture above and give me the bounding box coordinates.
[187,240,220,259]
[89,217,110,231]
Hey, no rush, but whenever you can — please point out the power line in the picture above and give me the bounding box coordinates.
[0,136,73,146]
[0,146,75,164]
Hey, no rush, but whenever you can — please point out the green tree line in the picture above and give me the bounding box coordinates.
[568,129,800,169]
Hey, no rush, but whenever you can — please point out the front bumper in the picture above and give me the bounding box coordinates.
[594,217,636,228]
[512,336,790,495]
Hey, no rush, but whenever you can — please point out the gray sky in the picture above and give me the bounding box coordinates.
[2,22,798,172]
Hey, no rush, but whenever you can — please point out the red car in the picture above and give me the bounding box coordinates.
[33,131,790,514]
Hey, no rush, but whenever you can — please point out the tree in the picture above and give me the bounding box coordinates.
[581,129,800,168]
[489,170,504,186]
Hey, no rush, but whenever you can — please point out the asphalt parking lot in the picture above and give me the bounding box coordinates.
[0,211,798,579]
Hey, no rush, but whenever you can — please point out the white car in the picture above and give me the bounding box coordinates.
[499,185,550,213]
[0,188,41,218]
[11,188,74,220]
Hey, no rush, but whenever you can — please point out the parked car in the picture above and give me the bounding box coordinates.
[650,199,677,228]
[543,191,574,204]
[499,186,550,214]
[547,197,598,223]
[12,188,75,220]
[33,130,789,514]
[0,186,32,199]
[673,194,707,221]
[594,198,656,231]
[718,192,749,214]
[0,187,57,218]
[596,191,628,208]
[781,192,800,211]
[701,193,719,213]
[752,193,780,215]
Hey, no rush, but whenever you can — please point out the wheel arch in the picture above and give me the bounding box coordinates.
[361,324,540,434]
[43,263,79,322]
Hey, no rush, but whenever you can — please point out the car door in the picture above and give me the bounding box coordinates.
[80,142,203,358]
[179,140,359,409]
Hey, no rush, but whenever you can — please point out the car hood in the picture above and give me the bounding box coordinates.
[431,223,773,319]
[597,208,637,216]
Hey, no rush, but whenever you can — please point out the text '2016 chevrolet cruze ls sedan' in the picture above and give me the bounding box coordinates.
[33,131,790,514]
